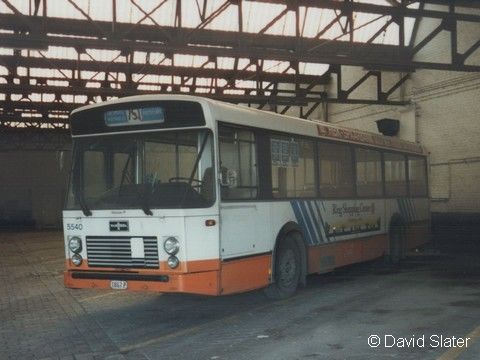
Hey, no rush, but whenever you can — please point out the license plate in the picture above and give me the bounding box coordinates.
[110,280,128,290]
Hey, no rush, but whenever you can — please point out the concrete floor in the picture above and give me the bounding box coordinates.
[1,231,479,360]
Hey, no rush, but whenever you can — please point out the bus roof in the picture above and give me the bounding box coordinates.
[71,94,425,155]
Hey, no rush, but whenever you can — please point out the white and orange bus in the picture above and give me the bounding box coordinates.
[63,95,429,298]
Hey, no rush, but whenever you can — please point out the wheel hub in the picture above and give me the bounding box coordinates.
[279,249,297,286]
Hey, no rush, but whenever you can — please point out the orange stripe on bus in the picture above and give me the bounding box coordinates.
[307,221,429,273]
[220,254,271,295]
[307,234,388,273]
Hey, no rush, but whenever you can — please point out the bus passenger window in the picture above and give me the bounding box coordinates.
[408,156,427,196]
[355,148,383,197]
[219,125,258,200]
[384,152,407,196]
[318,142,354,198]
[271,136,315,198]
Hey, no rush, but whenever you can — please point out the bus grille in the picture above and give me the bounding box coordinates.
[86,236,159,269]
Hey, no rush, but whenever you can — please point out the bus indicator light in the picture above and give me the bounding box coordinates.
[205,219,216,227]
[167,256,179,269]
[71,254,83,266]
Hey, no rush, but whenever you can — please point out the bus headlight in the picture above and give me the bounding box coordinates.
[164,237,179,255]
[71,254,83,266]
[69,236,82,253]
[167,256,179,269]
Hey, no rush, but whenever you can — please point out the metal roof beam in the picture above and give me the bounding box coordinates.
[0,54,330,84]
[1,12,478,72]
[247,0,480,22]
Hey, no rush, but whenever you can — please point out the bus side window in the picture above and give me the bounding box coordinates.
[218,125,258,200]
[318,142,354,198]
[271,136,315,198]
[384,152,407,197]
[355,148,383,197]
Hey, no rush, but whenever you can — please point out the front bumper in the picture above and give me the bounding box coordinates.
[64,269,220,296]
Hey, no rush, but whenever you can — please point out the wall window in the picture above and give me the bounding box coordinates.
[384,152,407,196]
[408,156,427,196]
[219,125,258,199]
[271,136,315,198]
[355,148,383,197]
[318,142,354,198]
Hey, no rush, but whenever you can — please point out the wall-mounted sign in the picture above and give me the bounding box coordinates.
[104,107,165,127]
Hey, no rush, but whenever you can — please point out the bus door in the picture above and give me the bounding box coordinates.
[218,125,270,258]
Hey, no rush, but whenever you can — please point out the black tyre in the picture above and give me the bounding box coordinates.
[264,233,301,299]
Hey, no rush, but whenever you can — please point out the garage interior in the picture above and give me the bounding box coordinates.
[0,0,479,359]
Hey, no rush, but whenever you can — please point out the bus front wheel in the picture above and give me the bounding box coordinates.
[264,234,301,299]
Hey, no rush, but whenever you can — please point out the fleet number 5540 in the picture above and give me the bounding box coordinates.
[66,223,83,231]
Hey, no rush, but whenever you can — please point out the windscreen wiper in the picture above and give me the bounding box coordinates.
[77,191,92,217]
[119,148,152,216]
[140,185,153,216]
[188,133,209,187]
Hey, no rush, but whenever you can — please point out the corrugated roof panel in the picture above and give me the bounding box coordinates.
[0,48,13,56]
[217,57,235,70]
[138,84,162,91]
[85,82,100,88]
[82,49,122,62]
[182,0,203,28]
[353,13,395,44]
[29,46,78,60]
[205,2,239,31]
[48,0,85,20]
[299,63,330,76]
[263,60,290,73]
[266,9,296,36]
[174,54,209,67]
[81,71,104,80]
[244,2,286,33]
[301,7,326,38]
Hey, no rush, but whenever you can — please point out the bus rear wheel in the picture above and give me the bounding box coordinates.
[264,234,301,299]
[387,221,405,265]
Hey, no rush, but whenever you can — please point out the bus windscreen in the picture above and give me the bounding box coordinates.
[66,130,215,212]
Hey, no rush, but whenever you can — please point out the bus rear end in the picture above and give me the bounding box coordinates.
[63,96,222,295]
